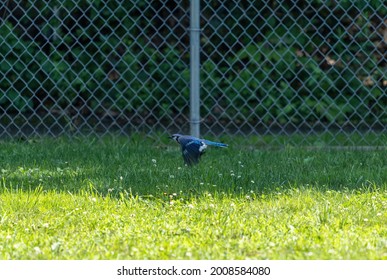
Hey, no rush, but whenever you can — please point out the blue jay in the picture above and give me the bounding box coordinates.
[170,134,228,166]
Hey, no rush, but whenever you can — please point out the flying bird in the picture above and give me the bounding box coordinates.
[170,133,228,166]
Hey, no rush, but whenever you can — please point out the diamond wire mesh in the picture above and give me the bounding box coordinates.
[200,1,386,146]
[0,1,386,146]
[1,1,191,138]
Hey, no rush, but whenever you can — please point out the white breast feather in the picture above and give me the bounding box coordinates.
[199,142,207,152]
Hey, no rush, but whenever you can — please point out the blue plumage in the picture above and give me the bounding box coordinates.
[170,134,228,166]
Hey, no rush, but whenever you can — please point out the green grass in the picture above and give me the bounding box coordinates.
[0,136,386,259]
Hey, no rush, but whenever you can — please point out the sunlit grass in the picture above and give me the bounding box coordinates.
[0,136,386,259]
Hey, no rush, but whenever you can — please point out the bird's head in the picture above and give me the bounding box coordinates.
[170,133,182,143]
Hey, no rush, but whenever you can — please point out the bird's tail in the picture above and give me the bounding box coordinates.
[203,140,228,148]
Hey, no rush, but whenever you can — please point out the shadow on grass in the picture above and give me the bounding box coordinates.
[0,136,386,201]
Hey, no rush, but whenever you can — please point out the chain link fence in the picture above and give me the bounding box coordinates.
[1,1,386,146]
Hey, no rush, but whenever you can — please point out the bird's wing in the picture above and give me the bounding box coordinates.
[180,139,206,165]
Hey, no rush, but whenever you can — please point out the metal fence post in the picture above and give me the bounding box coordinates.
[189,0,201,138]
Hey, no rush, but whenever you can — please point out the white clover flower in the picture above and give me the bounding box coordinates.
[51,242,61,251]
[34,247,42,254]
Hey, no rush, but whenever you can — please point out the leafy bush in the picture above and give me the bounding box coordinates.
[201,0,386,126]
[0,0,385,128]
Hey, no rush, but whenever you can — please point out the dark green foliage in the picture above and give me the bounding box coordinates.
[1,1,190,119]
[0,0,385,127]
[201,0,386,126]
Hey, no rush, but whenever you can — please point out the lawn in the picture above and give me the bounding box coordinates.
[0,135,386,259]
